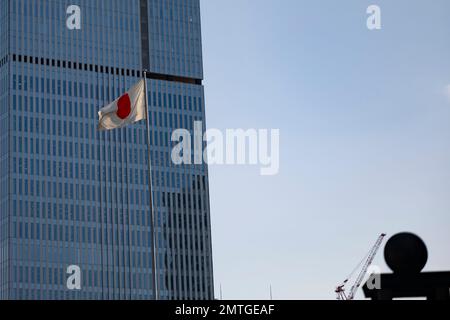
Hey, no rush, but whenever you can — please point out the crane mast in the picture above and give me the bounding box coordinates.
[335,233,386,300]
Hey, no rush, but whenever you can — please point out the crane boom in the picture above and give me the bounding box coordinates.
[336,233,386,300]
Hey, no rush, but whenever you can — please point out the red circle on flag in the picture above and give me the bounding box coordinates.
[117,93,131,119]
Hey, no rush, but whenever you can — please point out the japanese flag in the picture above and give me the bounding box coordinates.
[98,79,147,131]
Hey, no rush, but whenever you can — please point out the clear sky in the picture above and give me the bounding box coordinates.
[200,0,450,300]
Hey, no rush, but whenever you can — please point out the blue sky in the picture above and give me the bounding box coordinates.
[200,0,450,300]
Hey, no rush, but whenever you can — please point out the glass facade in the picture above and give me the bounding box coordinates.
[0,0,214,300]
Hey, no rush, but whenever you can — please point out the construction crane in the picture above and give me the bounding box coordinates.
[335,233,387,300]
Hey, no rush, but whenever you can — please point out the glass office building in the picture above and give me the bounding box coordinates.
[0,0,214,300]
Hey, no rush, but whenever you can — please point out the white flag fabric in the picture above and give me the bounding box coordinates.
[98,79,147,131]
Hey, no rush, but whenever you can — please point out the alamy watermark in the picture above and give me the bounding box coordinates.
[66,265,82,290]
[67,4,381,32]
[365,265,382,290]
[171,122,280,176]
[367,5,382,30]
[66,5,81,30]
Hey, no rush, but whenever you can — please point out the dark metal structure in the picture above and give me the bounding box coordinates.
[363,233,450,300]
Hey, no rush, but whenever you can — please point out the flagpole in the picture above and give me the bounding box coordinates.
[143,70,159,301]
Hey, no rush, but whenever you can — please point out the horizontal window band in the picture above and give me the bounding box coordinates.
[10,53,202,86]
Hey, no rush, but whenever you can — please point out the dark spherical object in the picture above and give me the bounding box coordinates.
[384,233,428,274]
